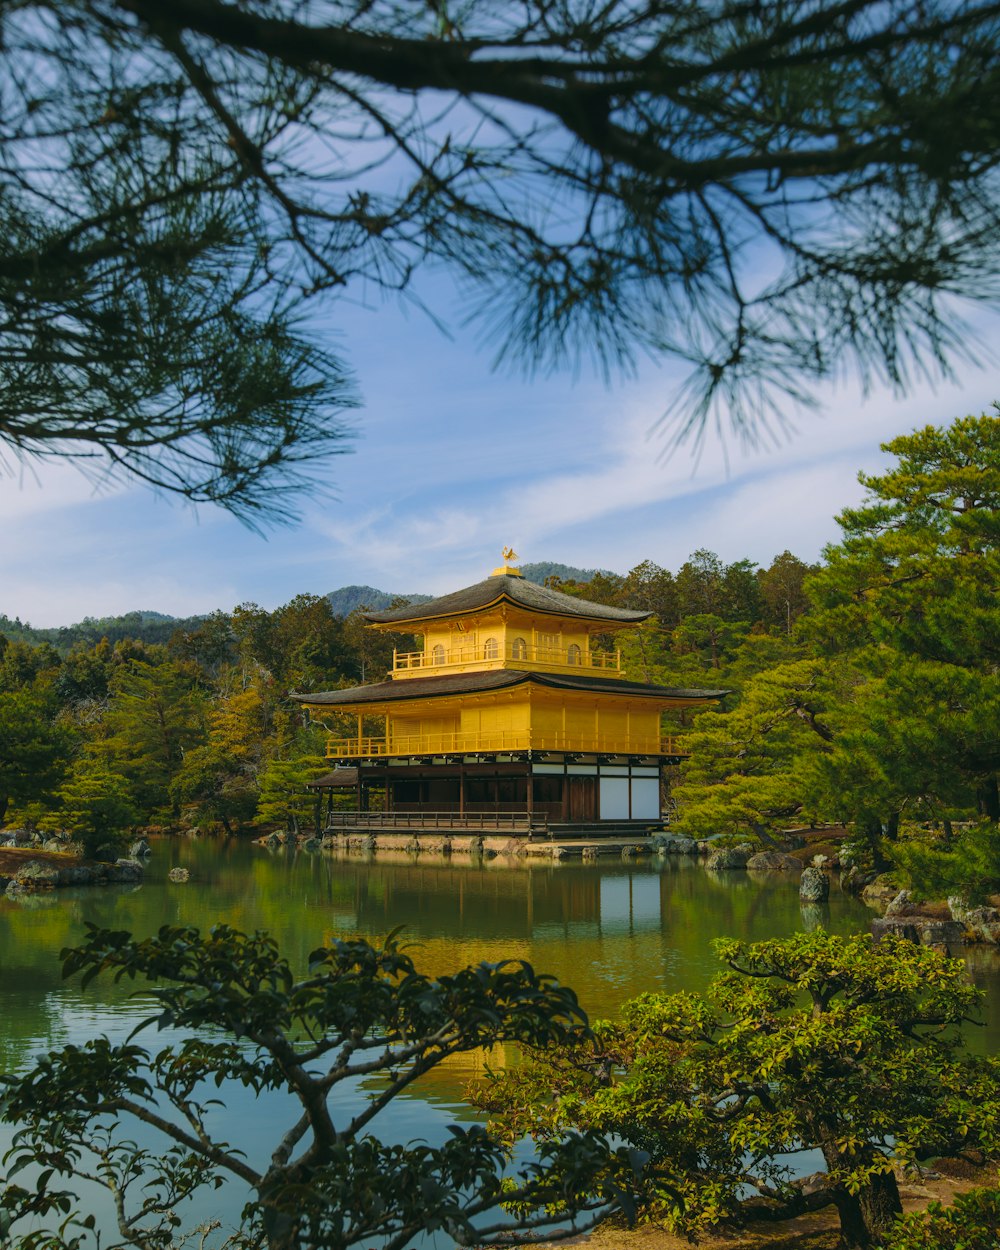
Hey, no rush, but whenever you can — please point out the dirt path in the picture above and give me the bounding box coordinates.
[537,1160,988,1250]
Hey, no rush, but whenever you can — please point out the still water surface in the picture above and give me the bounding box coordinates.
[2,839,999,1238]
[0,838,877,1072]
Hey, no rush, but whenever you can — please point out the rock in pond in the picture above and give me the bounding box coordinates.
[948,897,1000,944]
[871,915,965,952]
[885,889,916,917]
[167,866,190,883]
[860,875,900,907]
[706,845,752,870]
[129,838,152,858]
[652,835,699,855]
[14,860,61,889]
[799,866,830,902]
[747,851,802,872]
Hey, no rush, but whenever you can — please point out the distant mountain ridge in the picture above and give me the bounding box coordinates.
[1,563,619,645]
[322,563,614,618]
[0,609,207,650]
[519,561,613,585]
[324,585,432,617]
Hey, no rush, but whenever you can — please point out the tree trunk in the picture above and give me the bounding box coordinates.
[828,1184,873,1249]
[858,1168,903,1242]
[977,775,1000,823]
[862,818,892,872]
[818,1140,902,1249]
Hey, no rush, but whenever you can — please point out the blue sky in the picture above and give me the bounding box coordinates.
[3,283,998,628]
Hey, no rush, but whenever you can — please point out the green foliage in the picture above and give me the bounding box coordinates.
[477,931,1000,1249]
[757,551,817,635]
[0,681,74,826]
[256,754,330,835]
[92,657,208,821]
[671,659,833,840]
[0,641,61,692]
[0,925,637,1250]
[674,550,762,624]
[670,613,749,672]
[670,411,1000,863]
[878,1186,1000,1250]
[168,743,259,836]
[807,412,1000,826]
[891,822,1000,905]
[46,759,139,860]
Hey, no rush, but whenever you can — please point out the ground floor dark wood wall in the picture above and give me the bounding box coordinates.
[322,754,668,824]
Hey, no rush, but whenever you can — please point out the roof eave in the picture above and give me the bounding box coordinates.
[362,591,650,630]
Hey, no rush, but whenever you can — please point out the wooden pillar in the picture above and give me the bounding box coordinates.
[356,713,363,755]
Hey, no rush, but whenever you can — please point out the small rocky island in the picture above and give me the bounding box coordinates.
[0,831,147,897]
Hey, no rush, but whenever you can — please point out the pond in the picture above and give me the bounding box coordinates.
[2,838,999,1241]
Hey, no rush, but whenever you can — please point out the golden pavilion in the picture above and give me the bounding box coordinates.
[294,553,726,834]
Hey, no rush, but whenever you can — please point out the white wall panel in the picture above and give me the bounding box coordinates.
[630,778,660,819]
[600,776,630,819]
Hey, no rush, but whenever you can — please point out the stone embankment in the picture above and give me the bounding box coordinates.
[260,829,658,860]
[261,827,829,867]
[858,876,1000,952]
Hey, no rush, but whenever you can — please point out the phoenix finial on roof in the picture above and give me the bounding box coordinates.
[502,545,518,563]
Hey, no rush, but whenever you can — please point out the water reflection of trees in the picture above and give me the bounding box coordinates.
[0,839,884,1082]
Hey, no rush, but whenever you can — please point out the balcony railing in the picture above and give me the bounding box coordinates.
[325,731,688,759]
[392,641,621,675]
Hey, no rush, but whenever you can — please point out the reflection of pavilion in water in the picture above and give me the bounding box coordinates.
[317,856,670,942]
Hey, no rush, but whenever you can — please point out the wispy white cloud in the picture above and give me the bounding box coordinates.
[0,458,119,521]
[3,286,997,626]
[310,367,998,590]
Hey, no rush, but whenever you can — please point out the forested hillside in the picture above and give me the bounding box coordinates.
[0,610,209,651]
[0,549,808,844]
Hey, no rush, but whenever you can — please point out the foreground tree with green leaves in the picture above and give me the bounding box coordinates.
[880,1186,1000,1250]
[0,925,637,1250]
[476,931,1000,1250]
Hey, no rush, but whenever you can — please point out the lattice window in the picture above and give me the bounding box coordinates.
[538,632,559,659]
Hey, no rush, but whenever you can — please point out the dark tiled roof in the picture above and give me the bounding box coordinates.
[292,669,728,706]
[534,673,729,700]
[362,574,650,626]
